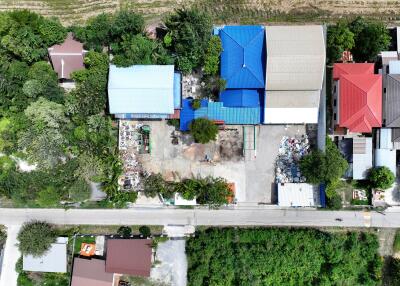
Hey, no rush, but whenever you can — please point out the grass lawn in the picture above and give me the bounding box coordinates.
[73,236,96,254]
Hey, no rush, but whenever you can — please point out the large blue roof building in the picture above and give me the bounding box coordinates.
[220,26,265,89]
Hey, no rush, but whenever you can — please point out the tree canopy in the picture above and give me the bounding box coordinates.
[164,8,212,73]
[187,228,382,286]
[300,137,348,184]
[189,118,219,144]
[368,166,395,190]
[18,221,57,257]
[327,21,355,64]
[349,17,390,62]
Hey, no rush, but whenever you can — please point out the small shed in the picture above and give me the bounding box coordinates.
[23,237,67,273]
[48,33,86,80]
[277,183,320,207]
[105,239,152,277]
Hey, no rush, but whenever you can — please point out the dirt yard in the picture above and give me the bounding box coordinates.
[3,0,400,26]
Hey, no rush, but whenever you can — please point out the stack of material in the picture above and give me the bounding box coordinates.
[276,135,310,183]
[182,74,201,98]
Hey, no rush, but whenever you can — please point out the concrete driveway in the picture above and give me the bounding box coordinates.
[244,125,306,204]
[0,225,20,286]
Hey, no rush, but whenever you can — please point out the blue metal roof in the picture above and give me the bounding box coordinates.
[220,26,265,89]
[108,65,174,116]
[180,99,260,131]
[220,89,260,107]
[173,72,182,109]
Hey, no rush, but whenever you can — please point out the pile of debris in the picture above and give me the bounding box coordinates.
[276,135,310,184]
[182,73,201,99]
[119,121,144,151]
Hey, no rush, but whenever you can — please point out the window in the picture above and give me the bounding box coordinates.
[334,113,337,121]
[384,88,387,93]
[333,99,337,107]
[333,85,336,93]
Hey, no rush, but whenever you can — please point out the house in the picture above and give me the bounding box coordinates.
[23,237,67,273]
[48,33,86,81]
[71,258,114,286]
[375,128,397,175]
[219,25,265,89]
[105,239,152,277]
[108,65,179,119]
[333,63,382,133]
[277,183,322,207]
[264,25,325,124]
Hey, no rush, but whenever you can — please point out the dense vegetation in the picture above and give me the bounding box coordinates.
[143,174,231,207]
[186,228,382,286]
[189,118,219,144]
[327,17,390,63]
[17,221,57,256]
[367,166,395,190]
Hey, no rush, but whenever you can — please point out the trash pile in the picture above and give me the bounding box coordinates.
[182,73,201,98]
[119,121,145,151]
[276,135,310,184]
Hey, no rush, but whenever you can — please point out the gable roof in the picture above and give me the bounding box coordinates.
[333,63,374,80]
[219,89,260,107]
[265,25,325,90]
[23,237,67,273]
[385,74,400,127]
[220,26,265,88]
[108,65,175,116]
[338,74,382,133]
[71,258,113,286]
[105,239,152,277]
[48,33,86,79]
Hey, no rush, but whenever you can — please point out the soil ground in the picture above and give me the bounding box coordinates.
[3,0,400,26]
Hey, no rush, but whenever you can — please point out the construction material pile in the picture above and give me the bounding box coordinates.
[276,135,310,183]
[119,121,144,151]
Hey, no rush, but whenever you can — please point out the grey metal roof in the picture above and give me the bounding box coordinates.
[352,137,372,180]
[384,74,400,127]
[23,237,67,273]
[265,25,325,91]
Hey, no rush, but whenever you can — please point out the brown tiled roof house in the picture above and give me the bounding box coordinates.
[105,239,153,277]
[71,258,114,286]
[48,32,86,80]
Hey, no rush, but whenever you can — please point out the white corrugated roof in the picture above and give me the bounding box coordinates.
[108,65,175,115]
[353,137,373,180]
[375,149,397,176]
[278,183,320,207]
[265,25,325,91]
[23,238,67,273]
[264,90,320,124]
[389,60,400,74]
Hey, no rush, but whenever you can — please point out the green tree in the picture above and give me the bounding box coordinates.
[73,13,112,50]
[37,186,60,207]
[110,10,144,42]
[300,138,348,184]
[368,166,395,190]
[189,118,218,144]
[19,98,69,169]
[349,17,391,62]
[327,21,355,64]
[196,177,230,207]
[143,173,169,198]
[17,221,57,256]
[68,179,91,202]
[139,226,151,238]
[117,226,132,238]
[204,36,222,75]
[164,8,212,73]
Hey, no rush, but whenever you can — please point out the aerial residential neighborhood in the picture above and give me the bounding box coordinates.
[2,1,400,285]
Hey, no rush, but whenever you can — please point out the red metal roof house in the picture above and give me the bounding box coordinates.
[48,33,86,80]
[333,63,382,133]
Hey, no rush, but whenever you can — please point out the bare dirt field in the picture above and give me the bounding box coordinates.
[2,0,400,26]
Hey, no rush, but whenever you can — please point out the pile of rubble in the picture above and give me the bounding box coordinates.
[276,135,310,184]
[119,121,144,151]
[182,73,202,99]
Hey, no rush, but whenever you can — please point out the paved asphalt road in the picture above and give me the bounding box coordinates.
[2,207,400,286]
[0,207,399,228]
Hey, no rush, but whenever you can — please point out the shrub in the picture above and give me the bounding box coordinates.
[189,118,218,144]
[204,36,222,75]
[117,226,132,238]
[139,226,151,238]
[17,221,57,256]
[191,99,201,110]
[368,166,395,190]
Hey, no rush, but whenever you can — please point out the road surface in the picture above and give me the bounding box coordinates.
[1,207,400,286]
[0,207,398,228]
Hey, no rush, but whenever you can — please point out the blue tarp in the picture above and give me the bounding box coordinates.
[180,99,260,131]
[173,72,182,109]
[220,89,260,107]
[219,26,265,89]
